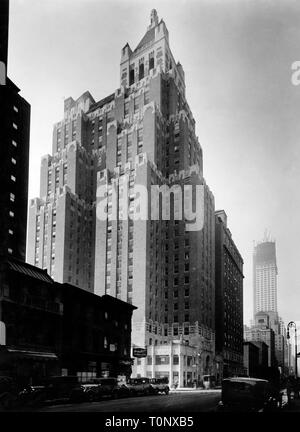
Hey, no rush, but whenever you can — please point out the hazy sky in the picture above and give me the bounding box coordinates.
[7,0,300,326]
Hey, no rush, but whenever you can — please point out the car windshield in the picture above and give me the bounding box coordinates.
[226,381,255,393]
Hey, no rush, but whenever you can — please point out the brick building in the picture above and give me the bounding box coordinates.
[0,258,135,386]
[0,258,63,387]
[215,210,244,381]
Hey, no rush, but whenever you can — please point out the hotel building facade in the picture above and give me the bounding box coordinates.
[28,10,217,384]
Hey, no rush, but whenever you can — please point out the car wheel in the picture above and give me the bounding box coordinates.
[165,388,169,395]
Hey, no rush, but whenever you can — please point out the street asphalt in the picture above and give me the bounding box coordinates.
[38,391,222,412]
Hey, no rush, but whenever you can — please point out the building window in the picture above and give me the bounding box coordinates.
[137,128,143,153]
[149,52,154,70]
[10,193,15,202]
[124,99,129,117]
[11,158,16,165]
[134,96,139,114]
[127,133,133,161]
[13,123,18,130]
[11,175,16,182]
[9,211,14,218]
[139,58,144,80]
[155,355,169,365]
[8,248,13,254]
[12,140,17,147]
[144,89,150,105]
[129,65,135,85]
[13,106,18,113]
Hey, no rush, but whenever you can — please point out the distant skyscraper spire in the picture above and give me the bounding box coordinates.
[263,228,271,242]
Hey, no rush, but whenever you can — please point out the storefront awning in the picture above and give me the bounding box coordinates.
[5,348,58,360]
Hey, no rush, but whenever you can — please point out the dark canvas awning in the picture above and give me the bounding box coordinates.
[4,348,58,360]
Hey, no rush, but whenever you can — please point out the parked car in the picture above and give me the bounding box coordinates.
[41,376,84,403]
[18,385,47,407]
[120,380,139,397]
[113,381,132,399]
[218,377,280,412]
[89,377,121,400]
[127,377,153,396]
[149,378,169,395]
[80,383,100,402]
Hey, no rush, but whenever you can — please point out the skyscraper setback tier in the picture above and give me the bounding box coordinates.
[28,10,216,381]
[253,240,278,315]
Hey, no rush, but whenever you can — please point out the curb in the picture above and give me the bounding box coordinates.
[170,389,221,394]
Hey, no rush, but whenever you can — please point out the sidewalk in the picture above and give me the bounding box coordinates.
[170,387,221,394]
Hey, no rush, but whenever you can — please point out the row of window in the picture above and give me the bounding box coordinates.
[128,52,155,85]
[146,355,195,366]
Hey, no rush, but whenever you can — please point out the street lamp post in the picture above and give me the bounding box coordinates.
[287,321,298,379]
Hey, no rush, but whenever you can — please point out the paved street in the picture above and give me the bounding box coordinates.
[38,391,221,413]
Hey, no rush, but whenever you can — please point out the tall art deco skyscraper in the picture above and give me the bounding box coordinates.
[253,238,278,315]
[28,10,216,378]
